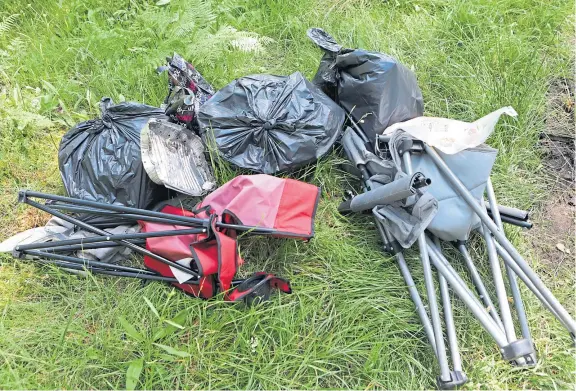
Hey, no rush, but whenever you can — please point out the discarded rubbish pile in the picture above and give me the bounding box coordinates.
[0,28,573,387]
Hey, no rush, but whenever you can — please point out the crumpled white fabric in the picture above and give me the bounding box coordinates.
[383,106,517,154]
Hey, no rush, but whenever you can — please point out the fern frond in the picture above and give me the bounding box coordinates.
[7,37,25,53]
[0,14,18,36]
[230,32,275,53]
[172,2,217,37]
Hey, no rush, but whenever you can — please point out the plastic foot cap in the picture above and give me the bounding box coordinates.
[501,338,535,361]
[437,371,468,390]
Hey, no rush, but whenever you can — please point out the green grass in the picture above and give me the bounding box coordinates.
[0,0,574,389]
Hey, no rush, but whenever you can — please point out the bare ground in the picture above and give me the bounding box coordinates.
[527,77,575,272]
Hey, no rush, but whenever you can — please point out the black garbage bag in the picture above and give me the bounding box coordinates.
[197,72,345,174]
[307,28,424,141]
[58,98,168,210]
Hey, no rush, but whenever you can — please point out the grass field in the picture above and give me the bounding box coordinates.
[0,0,574,389]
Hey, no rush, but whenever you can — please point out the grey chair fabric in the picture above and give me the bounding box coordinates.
[388,131,498,241]
[342,127,437,248]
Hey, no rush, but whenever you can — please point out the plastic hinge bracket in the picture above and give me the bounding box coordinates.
[437,371,468,390]
[500,338,535,361]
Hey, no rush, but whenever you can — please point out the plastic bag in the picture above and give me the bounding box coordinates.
[308,28,424,141]
[58,97,168,210]
[158,53,215,132]
[383,107,518,154]
[141,119,216,196]
[197,72,345,174]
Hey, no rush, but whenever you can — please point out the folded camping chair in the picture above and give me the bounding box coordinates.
[11,175,320,304]
[341,120,576,388]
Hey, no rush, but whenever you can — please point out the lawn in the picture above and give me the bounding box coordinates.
[0,0,574,389]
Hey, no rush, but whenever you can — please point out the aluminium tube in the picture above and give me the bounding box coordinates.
[19,191,280,236]
[402,151,452,381]
[480,222,518,343]
[494,242,569,330]
[31,258,196,283]
[427,244,509,347]
[491,214,533,229]
[457,243,505,330]
[21,199,201,278]
[375,219,438,356]
[14,228,205,252]
[426,237,506,329]
[23,250,156,275]
[486,178,534,354]
[46,204,207,227]
[433,237,463,372]
[423,145,576,335]
[37,240,146,252]
[485,201,529,221]
[355,157,438,355]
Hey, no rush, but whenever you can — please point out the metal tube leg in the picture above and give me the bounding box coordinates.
[494,242,570,331]
[486,178,536,365]
[427,246,510,348]
[457,243,505,331]
[427,239,496,315]
[402,152,452,382]
[426,238,532,361]
[423,145,576,335]
[21,199,201,279]
[480,222,518,343]
[432,238,464,372]
[376,221,438,356]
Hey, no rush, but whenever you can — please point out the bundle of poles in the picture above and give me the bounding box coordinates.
[342,119,575,389]
[12,190,291,287]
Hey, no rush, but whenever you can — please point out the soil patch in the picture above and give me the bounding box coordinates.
[527,77,575,272]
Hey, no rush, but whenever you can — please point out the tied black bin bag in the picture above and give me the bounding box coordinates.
[197,72,345,174]
[59,98,167,211]
[307,28,424,141]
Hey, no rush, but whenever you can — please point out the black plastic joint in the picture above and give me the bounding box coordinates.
[455,240,467,246]
[388,239,403,255]
[12,248,25,259]
[397,139,414,156]
[17,190,28,204]
[510,351,537,367]
[500,338,535,361]
[437,371,468,390]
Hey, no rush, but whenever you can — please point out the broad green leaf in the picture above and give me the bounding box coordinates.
[143,296,160,319]
[163,319,185,329]
[125,358,144,390]
[118,316,144,342]
[153,343,191,358]
[153,309,189,341]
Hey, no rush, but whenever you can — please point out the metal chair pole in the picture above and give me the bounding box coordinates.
[423,144,576,336]
[486,178,535,364]
[402,151,452,382]
[432,237,464,373]
[479,221,518,343]
[456,243,505,330]
[375,220,438,356]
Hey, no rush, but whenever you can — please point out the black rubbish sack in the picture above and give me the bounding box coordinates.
[58,97,168,210]
[307,28,424,141]
[197,72,345,174]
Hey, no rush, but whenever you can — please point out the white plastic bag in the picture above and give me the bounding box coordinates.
[383,106,517,154]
